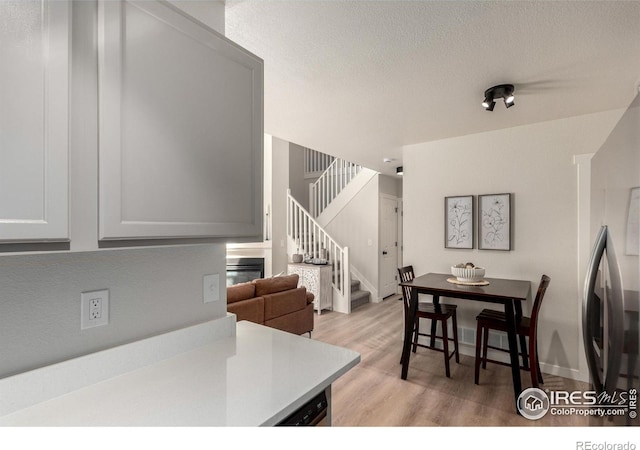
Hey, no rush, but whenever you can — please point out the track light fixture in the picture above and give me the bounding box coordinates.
[482,84,515,111]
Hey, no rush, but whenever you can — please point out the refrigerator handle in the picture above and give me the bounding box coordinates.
[602,228,625,393]
[582,226,607,392]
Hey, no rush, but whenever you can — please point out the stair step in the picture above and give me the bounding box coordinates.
[350,279,360,292]
[351,289,370,310]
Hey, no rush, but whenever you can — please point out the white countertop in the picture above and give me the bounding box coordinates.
[0,320,360,426]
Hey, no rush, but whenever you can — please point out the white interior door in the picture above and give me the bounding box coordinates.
[380,195,398,298]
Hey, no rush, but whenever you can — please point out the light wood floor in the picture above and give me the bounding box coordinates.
[312,295,590,426]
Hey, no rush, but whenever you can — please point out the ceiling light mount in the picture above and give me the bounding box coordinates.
[482,84,515,111]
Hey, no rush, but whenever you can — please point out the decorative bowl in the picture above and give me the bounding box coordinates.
[451,265,485,282]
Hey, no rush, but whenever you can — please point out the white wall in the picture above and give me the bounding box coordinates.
[225,132,273,277]
[288,142,309,209]
[402,109,624,379]
[0,0,228,378]
[168,0,225,34]
[271,136,291,274]
[325,176,380,299]
[379,173,402,198]
[0,245,226,378]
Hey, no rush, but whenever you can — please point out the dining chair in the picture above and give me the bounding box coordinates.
[474,274,551,388]
[398,266,460,378]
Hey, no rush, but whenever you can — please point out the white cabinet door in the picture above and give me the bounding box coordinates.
[98,0,263,241]
[288,263,333,314]
[0,0,69,243]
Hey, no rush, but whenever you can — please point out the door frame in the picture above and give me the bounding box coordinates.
[397,197,404,294]
[379,193,400,299]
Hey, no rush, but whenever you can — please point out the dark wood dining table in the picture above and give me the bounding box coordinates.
[399,272,531,410]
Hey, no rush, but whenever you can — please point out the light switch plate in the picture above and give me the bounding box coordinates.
[203,274,220,303]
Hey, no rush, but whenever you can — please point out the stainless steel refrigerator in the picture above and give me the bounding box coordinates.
[583,94,639,425]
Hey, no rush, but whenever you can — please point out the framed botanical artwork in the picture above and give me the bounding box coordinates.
[445,195,474,249]
[479,193,512,250]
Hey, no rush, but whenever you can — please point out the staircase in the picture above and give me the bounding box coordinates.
[287,189,372,314]
[350,278,370,311]
[288,149,379,313]
[309,158,362,218]
[303,147,334,179]
[287,190,350,313]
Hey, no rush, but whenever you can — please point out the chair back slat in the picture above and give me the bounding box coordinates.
[398,265,460,377]
[529,274,551,335]
[397,265,415,312]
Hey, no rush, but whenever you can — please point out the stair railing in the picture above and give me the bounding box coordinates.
[287,189,350,307]
[309,158,362,217]
[304,147,334,178]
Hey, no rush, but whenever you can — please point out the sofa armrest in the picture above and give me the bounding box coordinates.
[264,287,308,321]
[227,297,265,324]
[305,291,315,305]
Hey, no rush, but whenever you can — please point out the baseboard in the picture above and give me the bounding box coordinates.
[414,323,587,383]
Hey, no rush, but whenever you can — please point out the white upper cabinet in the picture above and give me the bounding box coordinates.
[98,0,264,241]
[0,0,69,243]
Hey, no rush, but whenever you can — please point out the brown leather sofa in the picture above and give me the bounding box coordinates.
[227,273,314,335]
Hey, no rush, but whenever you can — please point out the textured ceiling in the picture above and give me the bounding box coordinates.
[225,1,640,175]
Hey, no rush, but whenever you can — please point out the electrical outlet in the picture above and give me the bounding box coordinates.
[81,289,109,330]
[89,298,102,320]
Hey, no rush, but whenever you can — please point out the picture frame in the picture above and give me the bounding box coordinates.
[445,195,474,249]
[478,193,511,251]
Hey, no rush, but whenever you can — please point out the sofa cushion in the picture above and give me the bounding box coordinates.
[254,274,299,297]
[227,297,265,324]
[263,287,308,321]
[226,282,256,304]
